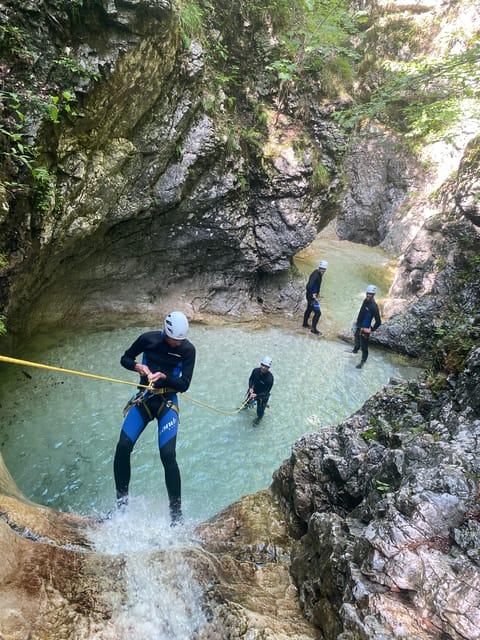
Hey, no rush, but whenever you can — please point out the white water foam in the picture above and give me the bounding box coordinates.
[86,496,207,640]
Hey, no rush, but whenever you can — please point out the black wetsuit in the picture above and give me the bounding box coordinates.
[248,367,274,420]
[353,298,381,363]
[303,269,324,331]
[114,330,196,518]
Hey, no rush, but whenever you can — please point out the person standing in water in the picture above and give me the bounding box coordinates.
[247,356,274,425]
[303,260,328,335]
[113,311,196,525]
[352,285,382,369]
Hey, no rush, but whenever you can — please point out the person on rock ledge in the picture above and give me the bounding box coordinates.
[246,356,274,426]
[352,285,382,369]
[302,260,328,335]
[113,311,196,525]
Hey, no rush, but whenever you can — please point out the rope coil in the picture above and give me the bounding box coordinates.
[0,355,247,416]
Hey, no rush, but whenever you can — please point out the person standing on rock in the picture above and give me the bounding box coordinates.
[113,311,196,525]
[302,260,328,335]
[246,356,274,426]
[352,285,381,369]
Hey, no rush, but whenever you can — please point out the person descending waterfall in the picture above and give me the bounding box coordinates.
[302,260,328,335]
[246,356,274,426]
[113,311,196,525]
[352,285,382,369]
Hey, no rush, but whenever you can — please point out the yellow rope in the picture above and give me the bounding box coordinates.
[0,355,247,416]
[181,392,248,415]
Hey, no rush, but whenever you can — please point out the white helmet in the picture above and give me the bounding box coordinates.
[319,260,328,269]
[261,356,272,368]
[164,311,189,340]
[366,284,377,294]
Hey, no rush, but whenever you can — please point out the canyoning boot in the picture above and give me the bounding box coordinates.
[302,321,310,328]
[356,360,366,369]
[170,499,184,527]
[116,494,129,513]
[97,494,128,522]
[352,348,359,354]
[311,328,321,335]
[302,309,311,328]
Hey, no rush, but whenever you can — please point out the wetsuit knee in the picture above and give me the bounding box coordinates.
[114,431,135,497]
[160,437,177,469]
[116,431,134,456]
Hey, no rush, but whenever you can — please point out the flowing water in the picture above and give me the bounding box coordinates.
[0,236,421,638]
[86,500,207,640]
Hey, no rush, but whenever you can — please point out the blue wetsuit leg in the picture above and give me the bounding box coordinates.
[114,405,150,497]
[158,403,179,448]
[122,404,149,443]
[157,399,181,507]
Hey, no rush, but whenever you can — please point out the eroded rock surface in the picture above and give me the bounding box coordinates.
[272,347,480,640]
[0,481,320,639]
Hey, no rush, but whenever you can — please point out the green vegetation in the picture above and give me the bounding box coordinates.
[431,323,478,375]
[174,0,364,183]
[0,24,33,61]
[0,90,67,204]
[0,23,100,201]
[31,167,55,213]
[260,0,363,113]
[336,29,480,147]
[310,159,330,192]
[177,0,205,47]
[375,479,391,494]
[53,56,101,83]
[0,255,6,335]
[46,90,78,123]
[176,0,364,111]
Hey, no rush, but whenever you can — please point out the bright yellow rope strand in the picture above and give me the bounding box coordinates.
[0,355,247,416]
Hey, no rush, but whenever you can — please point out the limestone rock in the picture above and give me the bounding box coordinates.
[272,348,480,640]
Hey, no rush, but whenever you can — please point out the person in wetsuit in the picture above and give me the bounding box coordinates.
[303,260,328,335]
[352,285,382,369]
[247,356,274,425]
[113,311,195,525]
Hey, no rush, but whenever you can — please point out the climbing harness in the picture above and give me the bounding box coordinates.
[122,388,179,419]
[0,355,248,416]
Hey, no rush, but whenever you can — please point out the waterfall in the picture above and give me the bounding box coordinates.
[86,497,207,639]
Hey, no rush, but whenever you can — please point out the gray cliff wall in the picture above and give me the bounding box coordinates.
[0,0,341,340]
[0,0,478,362]
[272,345,480,640]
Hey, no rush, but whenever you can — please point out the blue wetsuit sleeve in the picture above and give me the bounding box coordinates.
[163,343,196,392]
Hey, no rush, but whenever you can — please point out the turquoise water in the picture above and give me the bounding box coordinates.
[0,237,421,523]
[294,233,396,333]
[0,322,420,523]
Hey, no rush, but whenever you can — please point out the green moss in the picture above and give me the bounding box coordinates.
[318,55,354,99]
[177,0,205,47]
[426,372,448,393]
[310,160,330,193]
